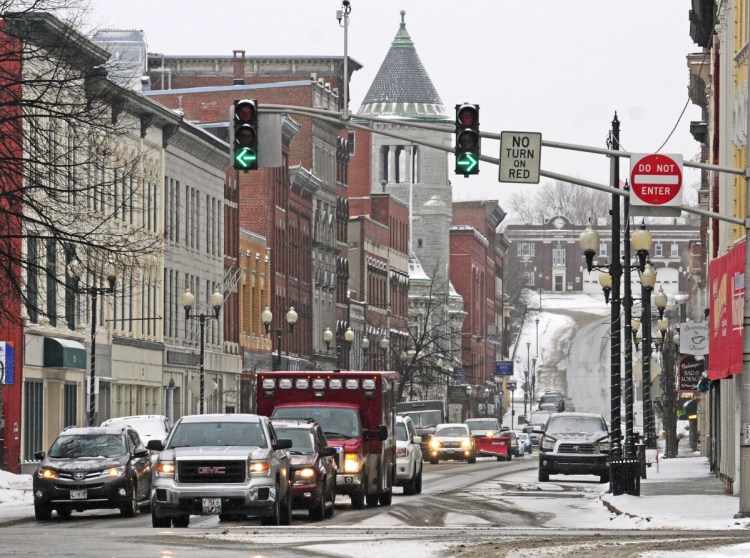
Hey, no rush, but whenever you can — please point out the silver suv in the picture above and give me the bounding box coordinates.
[536,412,610,483]
[148,414,293,527]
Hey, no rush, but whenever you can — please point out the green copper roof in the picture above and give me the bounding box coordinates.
[358,11,448,121]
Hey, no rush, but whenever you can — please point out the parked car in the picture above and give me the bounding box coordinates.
[523,423,545,448]
[502,429,523,458]
[33,425,152,520]
[536,412,610,483]
[148,413,293,527]
[395,415,423,494]
[538,392,565,412]
[101,415,171,447]
[428,423,476,464]
[271,418,337,521]
[517,432,533,454]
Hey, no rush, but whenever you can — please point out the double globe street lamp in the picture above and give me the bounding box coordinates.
[181,289,224,415]
[261,306,298,371]
[323,326,354,369]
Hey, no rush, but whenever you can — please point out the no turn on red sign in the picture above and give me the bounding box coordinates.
[630,153,683,215]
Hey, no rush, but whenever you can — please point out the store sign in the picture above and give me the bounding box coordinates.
[680,321,709,356]
[678,355,705,393]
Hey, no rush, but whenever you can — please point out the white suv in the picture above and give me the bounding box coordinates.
[395,415,422,495]
[101,415,171,447]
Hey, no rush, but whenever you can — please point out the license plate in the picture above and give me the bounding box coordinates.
[70,489,87,500]
[202,497,221,515]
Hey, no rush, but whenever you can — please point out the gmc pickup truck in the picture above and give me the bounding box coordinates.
[147,414,293,527]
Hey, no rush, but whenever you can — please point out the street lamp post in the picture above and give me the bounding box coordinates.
[361,336,370,370]
[526,341,531,413]
[324,326,354,369]
[261,306,298,372]
[379,336,390,370]
[181,289,224,415]
[69,259,117,427]
[507,379,517,429]
[532,356,537,405]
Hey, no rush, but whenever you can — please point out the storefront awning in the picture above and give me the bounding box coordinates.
[43,337,86,369]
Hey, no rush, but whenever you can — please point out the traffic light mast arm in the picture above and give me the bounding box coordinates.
[256,104,743,226]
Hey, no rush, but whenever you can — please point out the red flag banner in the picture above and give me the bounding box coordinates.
[709,240,745,379]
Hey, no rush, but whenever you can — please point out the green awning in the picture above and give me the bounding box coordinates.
[43,337,86,369]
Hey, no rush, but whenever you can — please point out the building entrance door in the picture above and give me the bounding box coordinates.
[554,275,564,292]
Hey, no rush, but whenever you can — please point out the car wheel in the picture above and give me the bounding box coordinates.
[151,510,171,528]
[280,482,293,526]
[34,504,52,521]
[350,485,365,509]
[172,514,190,528]
[326,475,336,517]
[467,454,476,464]
[415,467,423,494]
[403,467,416,495]
[538,469,550,482]
[120,482,138,517]
[56,508,72,519]
[309,487,326,521]
[260,486,281,526]
[366,493,379,507]
[496,455,503,461]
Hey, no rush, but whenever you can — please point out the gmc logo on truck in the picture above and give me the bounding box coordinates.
[197,466,226,475]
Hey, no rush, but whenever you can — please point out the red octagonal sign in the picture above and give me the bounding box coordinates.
[630,153,683,207]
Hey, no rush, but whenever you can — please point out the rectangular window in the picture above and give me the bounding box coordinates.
[24,380,43,461]
[46,239,57,327]
[348,131,355,156]
[670,243,679,257]
[655,243,663,257]
[517,242,535,257]
[599,242,608,257]
[63,383,77,427]
[552,246,566,266]
[523,270,535,285]
[27,237,38,323]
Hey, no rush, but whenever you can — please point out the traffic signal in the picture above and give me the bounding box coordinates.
[233,99,258,171]
[455,103,480,176]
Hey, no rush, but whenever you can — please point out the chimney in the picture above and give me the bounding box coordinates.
[232,50,245,85]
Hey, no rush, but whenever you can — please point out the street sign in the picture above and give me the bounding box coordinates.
[499,131,542,184]
[629,153,683,216]
[495,361,514,376]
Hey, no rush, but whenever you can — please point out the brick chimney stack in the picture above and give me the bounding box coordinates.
[233,50,246,85]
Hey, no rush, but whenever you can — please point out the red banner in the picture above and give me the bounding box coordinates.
[709,240,745,379]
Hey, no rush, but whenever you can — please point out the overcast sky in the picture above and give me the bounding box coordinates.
[87,0,703,212]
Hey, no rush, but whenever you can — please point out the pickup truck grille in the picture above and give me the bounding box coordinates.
[558,443,596,454]
[178,460,246,484]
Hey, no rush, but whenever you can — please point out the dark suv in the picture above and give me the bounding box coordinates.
[538,392,565,412]
[271,419,337,521]
[536,412,610,483]
[33,425,152,520]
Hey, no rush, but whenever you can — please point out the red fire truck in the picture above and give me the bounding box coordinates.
[256,371,397,509]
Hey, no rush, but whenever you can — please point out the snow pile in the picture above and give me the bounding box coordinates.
[0,469,33,510]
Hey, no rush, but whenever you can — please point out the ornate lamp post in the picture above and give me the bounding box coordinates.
[361,336,370,370]
[262,306,298,371]
[69,258,117,427]
[379,336,390,370]
[181,289,224,414]
[640,262,658,449]
[324,326,354,369]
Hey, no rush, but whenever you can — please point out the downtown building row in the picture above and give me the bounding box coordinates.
[0,12,511,473]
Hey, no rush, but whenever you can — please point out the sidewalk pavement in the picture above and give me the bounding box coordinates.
[600,439,749,530]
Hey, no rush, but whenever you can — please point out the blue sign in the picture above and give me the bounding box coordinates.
[495,361,513,376]
[0,341,14,384]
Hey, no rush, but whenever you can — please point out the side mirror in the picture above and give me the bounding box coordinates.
[412,436,422,444]
[146,440,164,452]
[274,438,293,450]
[320,446,337,457]
[134,447,149,458]
[33,451,45,460]
[364,425,388,441]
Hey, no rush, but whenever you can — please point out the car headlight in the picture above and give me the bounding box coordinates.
[598,441,610,453]
[461,439,472,449]
[541,437,556,451]
[294,467,316,483]
[101,466,125,478]
[429,439,441,450]
[249,461,271,476]
[155,461,175,478]
[343,454,360,474]
[37,468,57,479]
[485,431,496,438]
[396,447,407,458]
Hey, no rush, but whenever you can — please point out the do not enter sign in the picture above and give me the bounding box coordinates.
[630,153,683,208]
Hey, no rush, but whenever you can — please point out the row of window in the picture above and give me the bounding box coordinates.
[517,241,683,258]
[164,177,222,256]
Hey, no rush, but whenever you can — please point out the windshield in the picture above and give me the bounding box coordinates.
[541,395,560,404]
[273,427,314,454]
[546,416,607,436]
[272,406,360,440]
[435,426,469,437]
[465,419,497,432]
[396,423,409,442]
[168,421,266,448]
[400,410,443,429]
[49,434,126,459]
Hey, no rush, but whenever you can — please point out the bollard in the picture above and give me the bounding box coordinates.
[637,443,647,479]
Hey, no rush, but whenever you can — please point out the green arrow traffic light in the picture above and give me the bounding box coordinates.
[457,152,478,173]
[234,147,257,169]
